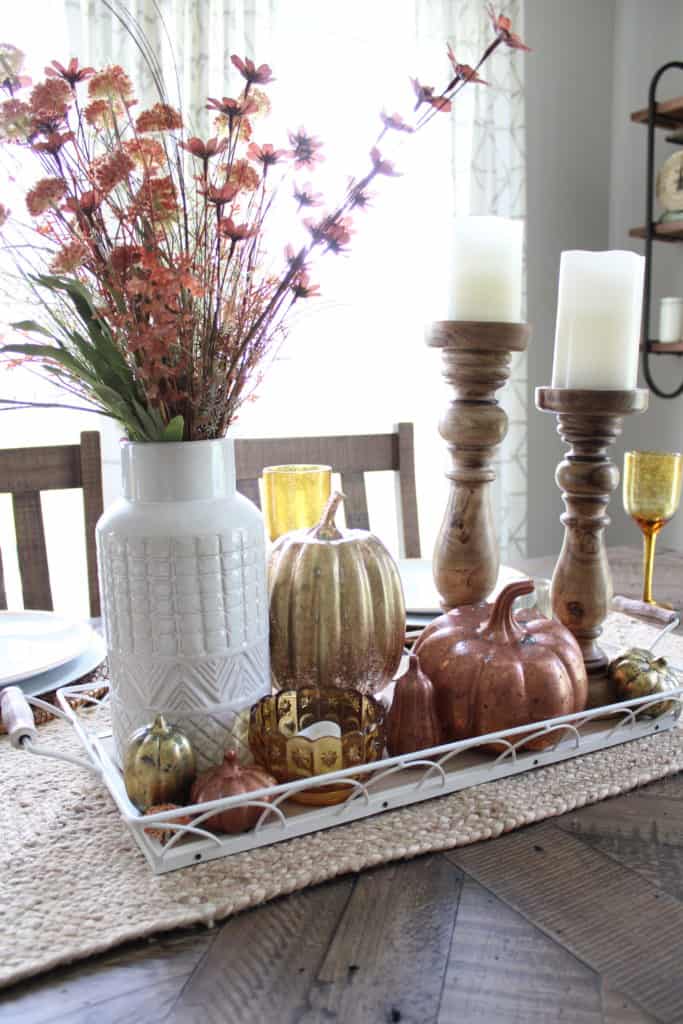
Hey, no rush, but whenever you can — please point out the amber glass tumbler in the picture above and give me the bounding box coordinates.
[261,464,332,541]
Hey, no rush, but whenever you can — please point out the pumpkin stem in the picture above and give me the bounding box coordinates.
[485,579,535,643]
[150,714,167,734]
[310,490,345,540]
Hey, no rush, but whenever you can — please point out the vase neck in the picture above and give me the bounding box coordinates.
[121,438,236,502]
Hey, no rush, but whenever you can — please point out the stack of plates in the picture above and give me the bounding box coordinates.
[0,611,106,698]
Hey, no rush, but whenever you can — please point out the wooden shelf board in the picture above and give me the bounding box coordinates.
[641,340,683,353]
[629,222,683,241]
[631,96,683,130]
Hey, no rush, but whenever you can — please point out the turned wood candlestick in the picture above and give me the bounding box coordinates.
[535,387,649,703]
[426,321,530,608]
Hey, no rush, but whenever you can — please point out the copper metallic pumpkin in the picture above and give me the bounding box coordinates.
[190,751,277,834]
[414,579,588,750]
[268,491,406,694]
[387,653,441,756]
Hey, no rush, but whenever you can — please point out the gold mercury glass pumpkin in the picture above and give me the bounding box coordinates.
[608,647,680,718]
[123,714,196,812]
[268,491,406,694]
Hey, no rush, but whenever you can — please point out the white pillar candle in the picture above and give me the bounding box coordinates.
[448,216,523,322]
[659,297,683,343]
[551,250,645,389]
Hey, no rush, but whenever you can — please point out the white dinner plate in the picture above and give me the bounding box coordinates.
[13,632,107,698]
[398,559,527,614]
[0,611,98,685]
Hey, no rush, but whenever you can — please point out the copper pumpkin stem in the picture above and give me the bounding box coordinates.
[484,579,535,644]
[310,490,345,540]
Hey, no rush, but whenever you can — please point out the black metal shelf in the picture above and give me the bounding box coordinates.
[631,63,683,397]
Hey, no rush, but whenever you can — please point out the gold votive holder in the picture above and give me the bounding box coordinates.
[261,464,332,542]
[248,688,386,806]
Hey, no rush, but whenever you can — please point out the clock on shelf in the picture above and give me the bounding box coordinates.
[656,150,683,217]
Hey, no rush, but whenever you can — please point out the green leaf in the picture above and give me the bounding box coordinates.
[161,415,185,442]
[1,342,91,380]
[9,320,55,339]
[131,398,166,441]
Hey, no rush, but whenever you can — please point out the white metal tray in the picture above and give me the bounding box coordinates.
[5,681,682,875]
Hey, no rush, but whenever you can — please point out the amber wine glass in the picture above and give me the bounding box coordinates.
[261,464,332,542]
[623,450,682,605]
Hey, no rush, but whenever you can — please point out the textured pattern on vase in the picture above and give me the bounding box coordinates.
[99,533,266,657]
[110,687,256,771]
[98,530,269,766]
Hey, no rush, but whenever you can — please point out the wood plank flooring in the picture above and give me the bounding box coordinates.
[1,547,682,1023]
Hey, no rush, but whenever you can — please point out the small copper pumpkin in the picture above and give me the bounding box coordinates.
[414,579,588,751]
[190,751,277,834]
[387,653,441,756]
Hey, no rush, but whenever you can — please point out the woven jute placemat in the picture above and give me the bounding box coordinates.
[2,612,683,991]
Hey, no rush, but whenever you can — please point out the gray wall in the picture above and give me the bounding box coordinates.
[610,0,683,548]
[525,0,683,556]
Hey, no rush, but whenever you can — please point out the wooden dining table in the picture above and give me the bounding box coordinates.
[2,545,682,1024]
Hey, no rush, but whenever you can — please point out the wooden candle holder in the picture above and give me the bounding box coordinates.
[426,321,530,608]
[535,387,649,704]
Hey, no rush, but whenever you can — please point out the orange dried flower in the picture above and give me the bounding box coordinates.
[218,217,257,242]
[0,98,30,141]
[91,148,135,192]
[179,136,227,160]
[109,244,143,275]
[0,203,9,227]
[29,77,72,127]
[63,189,102,218]
[135,103,182,133]
[32,130,74,154]
[215,112,253,142]
[25,176,67,216]
[50,239,88,273]
[230,56,274,86]
[124,136,166,172]
[84,99,114,129]
[135,175,177,222]
[244,87,271,117]
[45,58,95,87]
[88,65,134,102]
[227,158,260,192]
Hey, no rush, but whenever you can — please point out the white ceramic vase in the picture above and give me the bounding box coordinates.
[96,438,269,769]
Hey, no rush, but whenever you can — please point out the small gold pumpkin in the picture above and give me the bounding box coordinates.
[123,714,196,812]
[268,491,406,694]
[608,647,680,718]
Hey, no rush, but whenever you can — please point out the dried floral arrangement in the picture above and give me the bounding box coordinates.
[0,5,527,442]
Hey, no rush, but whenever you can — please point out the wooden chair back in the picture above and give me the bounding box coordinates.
[0,431,104,616]
[235,422,421,557]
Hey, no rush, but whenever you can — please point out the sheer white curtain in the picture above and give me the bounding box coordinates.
[1,0,526,613]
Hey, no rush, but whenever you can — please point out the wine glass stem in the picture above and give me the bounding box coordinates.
[642,527,658,604]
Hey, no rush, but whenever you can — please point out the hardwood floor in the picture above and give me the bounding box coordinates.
[1,546,682,1023]
[5,779,681,1024]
